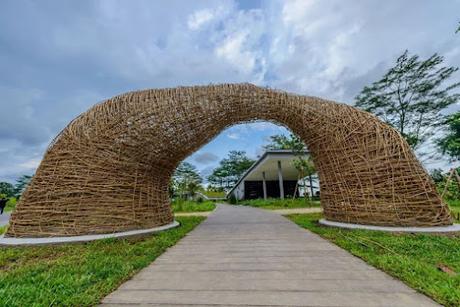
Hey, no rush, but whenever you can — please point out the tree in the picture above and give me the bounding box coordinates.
[207,151,255,190]
[429,168,445,184]
[171,162,202,199]
[14,175,32,199]
[355,50,460,150]
[0,182,15,198]
[437,112,460,161]
[456,22,460,33]
[264,134,305,151]
[293,156,316,200]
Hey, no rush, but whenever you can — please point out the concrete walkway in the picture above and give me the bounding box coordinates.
[0,213,10,227]
[101,204,438,307]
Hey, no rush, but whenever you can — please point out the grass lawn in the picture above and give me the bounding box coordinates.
[451,206,460,222]
[237,197,320,210]
[0,216,205,307]
[201,190,226,198]
[447,199,460,222]
[171,199,216,212]
[288,213,460,307]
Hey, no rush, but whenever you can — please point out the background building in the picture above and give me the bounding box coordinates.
[227,150,319,200]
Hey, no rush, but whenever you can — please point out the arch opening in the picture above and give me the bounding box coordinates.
[6,84,452,238]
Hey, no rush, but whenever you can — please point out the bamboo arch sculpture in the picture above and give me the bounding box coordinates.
[6,84,452,238]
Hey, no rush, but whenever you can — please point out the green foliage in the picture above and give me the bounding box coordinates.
[238,198,320,209]
[171,199,215,212]
[0,216,204,307]
[0,195,16,213]
[438,112,460,161]
[434,168,460,200]
[446,199,460,221]
[264,133,305,151]
[14,175,32,199]
[202,190,226,198]
[228,194,237,204]
[430,168,446,183]
[5,197,17,213]
[171,162,202,199]
[355,50,460,150]
[207,151,255,190]
[0,182,15,198]
[289,213,460,307]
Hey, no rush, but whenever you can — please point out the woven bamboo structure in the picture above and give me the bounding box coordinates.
[6,84,452,237]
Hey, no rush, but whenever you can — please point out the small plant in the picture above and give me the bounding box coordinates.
[228,194,237,204]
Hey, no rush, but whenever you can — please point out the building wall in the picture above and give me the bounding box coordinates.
[244,180,298,199]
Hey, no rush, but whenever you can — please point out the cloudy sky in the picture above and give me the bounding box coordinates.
[1,0,459,183]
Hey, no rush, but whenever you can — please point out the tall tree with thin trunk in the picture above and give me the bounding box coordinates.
[14,175,32,199]
[438,112,460,162]
[171,162,202,199]
[355,50,460,151]
[207,151,255,191]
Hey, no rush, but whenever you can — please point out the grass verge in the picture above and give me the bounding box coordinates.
[237,197,320,209]
[201,191,226,198]
[0,216,204,306]
[171,200,216,212]
[447,199,460,222]
[288,213,460,307]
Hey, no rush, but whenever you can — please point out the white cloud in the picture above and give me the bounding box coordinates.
[216,31,256,74]
[227,132,240,140]
[188,9,215,30]
[18,157,41,170]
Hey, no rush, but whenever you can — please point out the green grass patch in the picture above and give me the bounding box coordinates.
[447,199,460,207]
[0,216,204,307]
[201,191,226,198]
[171,200,216,212]
[446,199,460,221]
[237,197,320,210]
[450,206,460,222]
[288,213,460,307]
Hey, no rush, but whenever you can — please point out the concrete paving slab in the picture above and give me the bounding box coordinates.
[100,204,439,306]
[0,213,10,227]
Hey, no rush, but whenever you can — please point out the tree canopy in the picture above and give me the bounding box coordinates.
[14,175,32,199]
[263,133,305,152]
[355,50,460,150]
[437,112,460,161]
[0,182,15,198]
[207,151,254,191]
[171,162,202,199]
